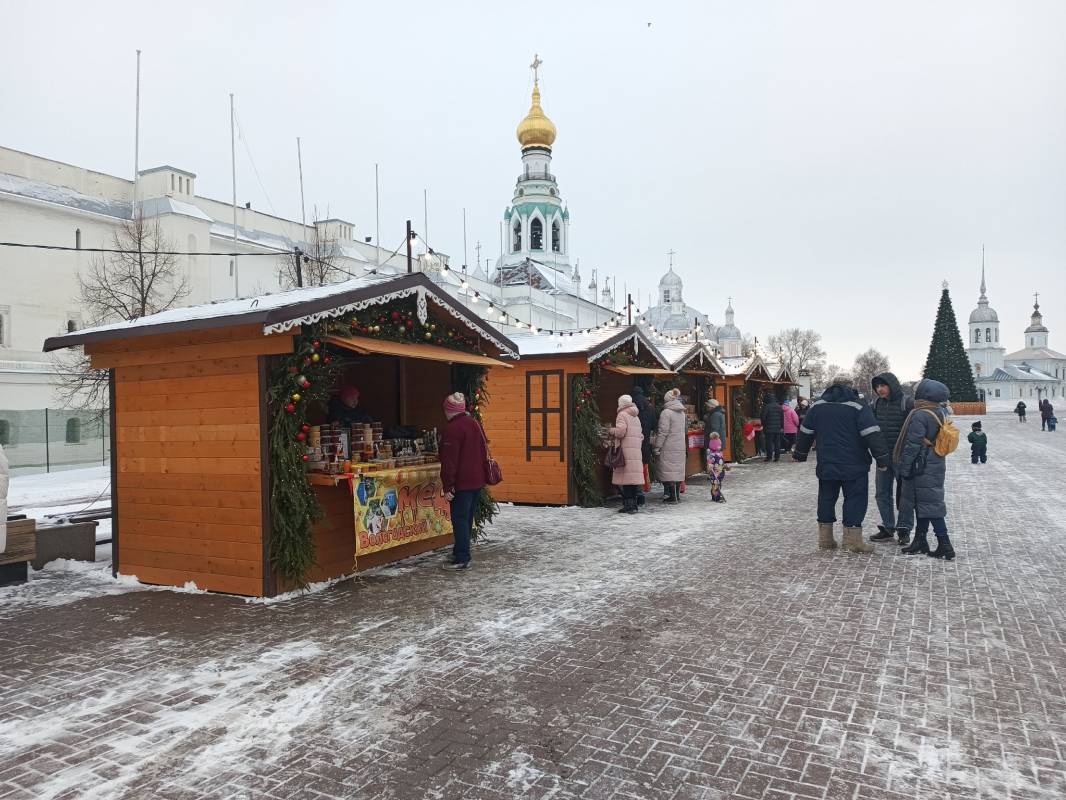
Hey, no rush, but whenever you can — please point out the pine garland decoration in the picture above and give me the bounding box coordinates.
[571,373,604,507]
[731,389,747,461]
[922,284,979,402]
[267,324,339,588]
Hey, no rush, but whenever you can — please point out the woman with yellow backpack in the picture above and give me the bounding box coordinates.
[894,378,959,560]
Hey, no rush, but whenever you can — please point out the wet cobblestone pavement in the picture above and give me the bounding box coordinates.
[2,413,1064,799]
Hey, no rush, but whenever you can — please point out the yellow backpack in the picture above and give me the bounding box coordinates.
[920,409,960,457]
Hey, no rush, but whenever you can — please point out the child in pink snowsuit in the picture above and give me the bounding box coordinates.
[706,432,729,502]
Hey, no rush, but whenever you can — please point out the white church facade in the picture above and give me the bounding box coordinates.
[966,267,1066,406]
[641,265,744,356]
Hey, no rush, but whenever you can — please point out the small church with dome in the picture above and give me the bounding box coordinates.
[642,263,744,357]
[966,260,1066,405]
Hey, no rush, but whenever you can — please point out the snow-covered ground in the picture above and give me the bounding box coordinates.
[1,416,1064,799]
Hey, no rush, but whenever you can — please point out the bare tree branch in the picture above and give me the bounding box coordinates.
[53,216,190,416]
[278,225,343,289]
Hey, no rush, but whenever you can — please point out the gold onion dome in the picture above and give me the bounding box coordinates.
[516,81,557,150]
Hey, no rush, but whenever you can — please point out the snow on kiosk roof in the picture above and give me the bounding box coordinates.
[505,324,670,367]
[44,273,518,358]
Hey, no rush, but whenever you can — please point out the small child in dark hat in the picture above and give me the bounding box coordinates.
[967,421,988,464]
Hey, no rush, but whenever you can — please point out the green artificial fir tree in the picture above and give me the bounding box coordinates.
[922,282,979,402]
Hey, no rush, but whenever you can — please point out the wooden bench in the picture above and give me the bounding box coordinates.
[0,518,37,586]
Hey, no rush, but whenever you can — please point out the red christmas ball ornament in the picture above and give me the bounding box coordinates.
[301,424,311,433]
[311,339,321,349]
[287,365,299,375]
[303,381,312,389]
[296,431,307,442]
[285,403,297,414]
[391,311,400,321]
[302,454,310,462]
[405,320,413,329]
[324,355,333,365]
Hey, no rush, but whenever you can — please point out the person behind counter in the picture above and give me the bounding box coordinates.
[329,386,374,426]
[439,392,488,572]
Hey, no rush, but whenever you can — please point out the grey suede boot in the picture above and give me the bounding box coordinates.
[818,523,837,550]
[843,527,874,553]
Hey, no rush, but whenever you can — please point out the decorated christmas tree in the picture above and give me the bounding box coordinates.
[922,282,979,402]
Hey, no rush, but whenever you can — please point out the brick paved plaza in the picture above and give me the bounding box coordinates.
[2,413,1064,800]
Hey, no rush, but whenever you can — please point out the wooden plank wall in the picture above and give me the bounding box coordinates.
[90,326,293,596]
[483,357,580,505]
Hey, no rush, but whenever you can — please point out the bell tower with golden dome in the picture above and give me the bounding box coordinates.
[496,55,573,288]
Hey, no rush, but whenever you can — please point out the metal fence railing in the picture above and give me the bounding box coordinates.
[0,408,110,476]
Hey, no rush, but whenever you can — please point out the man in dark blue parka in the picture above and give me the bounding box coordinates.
[793,374,891,552]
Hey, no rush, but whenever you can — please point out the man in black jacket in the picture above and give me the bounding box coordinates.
[793,375,890,552]
[759,393,785,462]
[869,372,914,544]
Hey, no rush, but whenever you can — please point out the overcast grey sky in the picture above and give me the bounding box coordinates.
[3,0,1064,378]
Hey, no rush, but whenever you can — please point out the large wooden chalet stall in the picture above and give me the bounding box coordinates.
[44,274,517,597]
[655,342,727,477]
[482,325,674,506]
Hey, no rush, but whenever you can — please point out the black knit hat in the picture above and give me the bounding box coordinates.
[972,421,982,430]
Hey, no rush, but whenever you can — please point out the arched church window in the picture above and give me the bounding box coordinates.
[986,328,991,342]
[663,289,672,303]
[551,220,561,252]
[975,329,981,343]
[512,219,522,252]
[530,218,543,250]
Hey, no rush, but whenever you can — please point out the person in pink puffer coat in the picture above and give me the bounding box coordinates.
[609,394,644,514]
[782,400,800,454]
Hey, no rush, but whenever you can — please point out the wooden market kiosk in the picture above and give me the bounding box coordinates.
[481,325,673,506]
[44,274,518,597]
[716,354,779,461]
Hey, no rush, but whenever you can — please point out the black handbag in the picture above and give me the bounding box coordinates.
[604,441,626,470]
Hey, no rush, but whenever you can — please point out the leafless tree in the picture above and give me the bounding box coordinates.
[810,362,843,395]
[53,216,190,417]
[852,347,892,397]
[767,328,827,375]
[278,225,343,289]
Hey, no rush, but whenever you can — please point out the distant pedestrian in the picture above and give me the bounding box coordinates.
[439,392,489,571]
[609,394,645,514]
[782,400,800,453]
[1040,399,1054,431]
[968,421,988,464]
[760,393,784,462]
[654,388,687,503]
[703,398,727,464]
[868,372,915,545]
[706,432,729,502]
[1015,401,1027,422]
[792,374,890,552]
[897,379,956,560]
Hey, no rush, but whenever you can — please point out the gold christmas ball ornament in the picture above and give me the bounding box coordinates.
[291,392,302,402]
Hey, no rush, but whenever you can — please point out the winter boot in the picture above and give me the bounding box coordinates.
[661,484,674,503]
[818,523,837,550]
[843,527,874,553]
[927,533,956,561]
[671,483,681,503]
[870,525,896,542]
[896,528,911,546]
[901,530,929,555]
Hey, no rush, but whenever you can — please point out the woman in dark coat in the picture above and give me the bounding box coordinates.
[1040,398,1054,431]
[1015,401,1027,422]
[703,399,727,464]
[896,379,954,560]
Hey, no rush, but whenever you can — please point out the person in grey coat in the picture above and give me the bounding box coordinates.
[654,388,687,503]
[895,378,955,560]
[703,399,727,464]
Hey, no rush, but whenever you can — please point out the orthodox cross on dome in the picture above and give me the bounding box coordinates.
[530,54,543,82]
[1034,291,1040,307]
[666,249,676,268]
